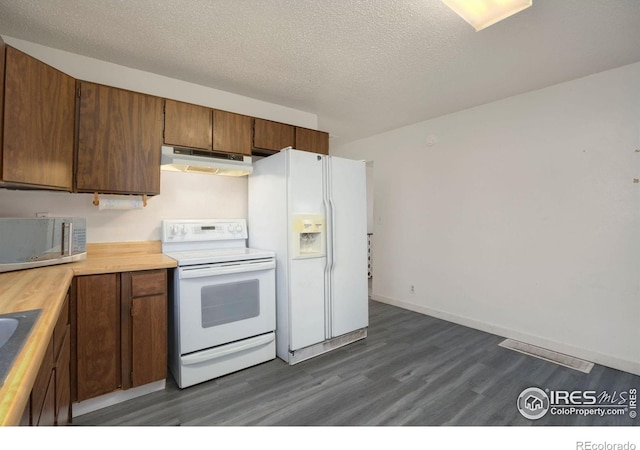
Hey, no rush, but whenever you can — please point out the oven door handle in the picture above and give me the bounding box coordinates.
[181,333,275,366]
[179,260,276,279]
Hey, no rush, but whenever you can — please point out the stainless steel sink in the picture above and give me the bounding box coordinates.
[0,317,19,349]
[0,309,41,387]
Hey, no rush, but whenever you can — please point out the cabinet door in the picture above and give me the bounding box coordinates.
[121,270,167,389]
[295,127,329,155]
[2,46,75,189]
[55,328,71,426]
[75,274,120,401]
[253,118,294,152]
[36,375,56,426]
[213,109,252,156]
[31,338,53,425]
[76,81,163,195]
[130,294,167,387]
[163,99,212,151]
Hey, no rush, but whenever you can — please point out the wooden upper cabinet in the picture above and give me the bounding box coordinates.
[76,81,163,195]
[295,127,329,155]
[213,109,252,156]
[253,118,294,152]
[1,45,75,190]
[163,99,212,151]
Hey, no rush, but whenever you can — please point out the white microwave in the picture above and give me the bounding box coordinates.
[0,217,87,273]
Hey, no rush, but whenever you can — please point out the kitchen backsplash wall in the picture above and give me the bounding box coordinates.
[0,171,247,242]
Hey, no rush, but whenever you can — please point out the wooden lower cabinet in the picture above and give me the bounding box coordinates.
[74,273,120,401]
[23,292,71,426]
[55,330,71,425]
[124,270,168,388]
[72,270,168,403]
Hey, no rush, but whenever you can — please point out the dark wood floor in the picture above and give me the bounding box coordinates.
[73,300,640,426]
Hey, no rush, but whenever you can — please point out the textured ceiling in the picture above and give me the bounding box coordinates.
[1,0,640,146]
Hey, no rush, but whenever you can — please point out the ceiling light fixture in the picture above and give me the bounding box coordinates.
[442,0,532,31]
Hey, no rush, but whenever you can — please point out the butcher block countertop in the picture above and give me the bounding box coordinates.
[0,241,177,426]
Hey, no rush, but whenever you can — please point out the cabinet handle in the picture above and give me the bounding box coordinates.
[61,222,73,256]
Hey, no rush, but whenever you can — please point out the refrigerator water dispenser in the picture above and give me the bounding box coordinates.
[292,214,325,258]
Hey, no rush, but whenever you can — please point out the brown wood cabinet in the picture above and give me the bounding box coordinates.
[163,100,252,156]
[213,109,252,156]
[23,292,71,426]
[1,44,75,190]
[163,99,212,151]
[295,127,329,155]
[74,274,120,402]
[121,270,167,388]
[253,118,294,153]
[0,42,333,195]
[31,338,55,425]
[76,81,164,195]
[72,270,167,403]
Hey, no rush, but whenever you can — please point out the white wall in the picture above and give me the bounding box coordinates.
[332,62,640,376]
[0,36,317,243]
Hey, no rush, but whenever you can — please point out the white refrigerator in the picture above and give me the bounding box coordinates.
[248,148,368,364]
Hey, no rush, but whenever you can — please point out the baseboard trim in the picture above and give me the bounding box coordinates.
[370,293,640,377]
[72,379,166,418]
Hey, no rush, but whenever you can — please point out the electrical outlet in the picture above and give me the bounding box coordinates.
[36,212,50,218]
[410,285,415,294]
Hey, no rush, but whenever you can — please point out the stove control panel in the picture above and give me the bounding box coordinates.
[162,219,247,242]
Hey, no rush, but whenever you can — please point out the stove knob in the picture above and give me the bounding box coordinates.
[235,224,243,233]
[227,224,234,233]
[181,225,187,235]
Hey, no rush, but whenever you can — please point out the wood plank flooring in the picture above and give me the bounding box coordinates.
[73,300,640,426]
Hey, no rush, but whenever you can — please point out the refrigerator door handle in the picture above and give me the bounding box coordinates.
[323,155,334,340]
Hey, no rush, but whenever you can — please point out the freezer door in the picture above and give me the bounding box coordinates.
[289,257,327,350]
[287,150,327,351]
[288,150,325,219]
[328,156,369,337]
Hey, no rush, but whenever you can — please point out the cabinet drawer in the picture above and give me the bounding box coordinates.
[130,270,167,297]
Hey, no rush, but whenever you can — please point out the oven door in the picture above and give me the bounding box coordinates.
[176,259,276,355]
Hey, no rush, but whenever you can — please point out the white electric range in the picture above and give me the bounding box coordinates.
[162,219,276,388]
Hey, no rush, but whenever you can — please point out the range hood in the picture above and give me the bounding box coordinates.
[161,146,253,176]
